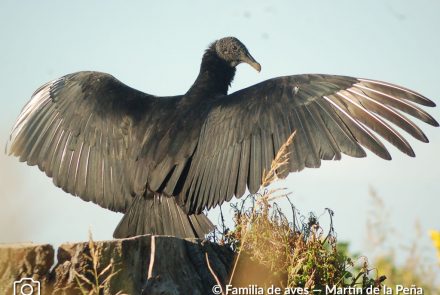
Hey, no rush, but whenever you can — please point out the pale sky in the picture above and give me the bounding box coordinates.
[0,0,439,268]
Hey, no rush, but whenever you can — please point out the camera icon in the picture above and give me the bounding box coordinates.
[13,278,40,295]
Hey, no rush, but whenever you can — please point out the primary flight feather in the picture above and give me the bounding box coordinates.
[7,37,438,238]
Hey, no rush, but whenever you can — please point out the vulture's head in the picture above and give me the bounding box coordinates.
[214,37,261,72]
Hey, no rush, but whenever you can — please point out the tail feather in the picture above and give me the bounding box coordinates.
[113,194,214,239]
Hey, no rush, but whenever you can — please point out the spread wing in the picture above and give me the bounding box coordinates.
[7,71,194,212]
[180,74,438,213]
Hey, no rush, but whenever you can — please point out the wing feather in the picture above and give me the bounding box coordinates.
[347,88,428,142]
[289,109,307,171]
[249,132,262,194]
[226,144,242,201]
[353,84,437,125]
[334,91,414,156]
[324,94,391,159]
[236,138,251,197]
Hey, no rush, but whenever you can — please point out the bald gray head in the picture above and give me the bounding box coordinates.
[214,37,261,72]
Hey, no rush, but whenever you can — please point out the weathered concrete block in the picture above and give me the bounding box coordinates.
[0,235,233,294]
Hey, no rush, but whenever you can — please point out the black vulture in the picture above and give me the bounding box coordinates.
[7,37,438,239]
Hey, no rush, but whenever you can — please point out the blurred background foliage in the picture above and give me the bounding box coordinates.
[357,189,439,293]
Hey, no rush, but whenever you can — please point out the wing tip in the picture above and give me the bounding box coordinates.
[414,96,437,108]
[4,141,11,156]
[5,137,17,157]
[426,100,436,107]
[379,149,392,160]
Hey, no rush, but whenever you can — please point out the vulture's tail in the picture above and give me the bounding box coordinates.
[113,194,214,239]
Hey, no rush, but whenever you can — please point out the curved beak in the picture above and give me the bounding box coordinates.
[241,51,261,72]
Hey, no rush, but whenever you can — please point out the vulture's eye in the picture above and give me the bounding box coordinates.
[232,45,238,51]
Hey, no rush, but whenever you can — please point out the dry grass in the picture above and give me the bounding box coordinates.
[261,131,296,188]
[73,231,126,295]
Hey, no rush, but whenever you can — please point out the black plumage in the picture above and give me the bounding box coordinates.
[7,37,438,238]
